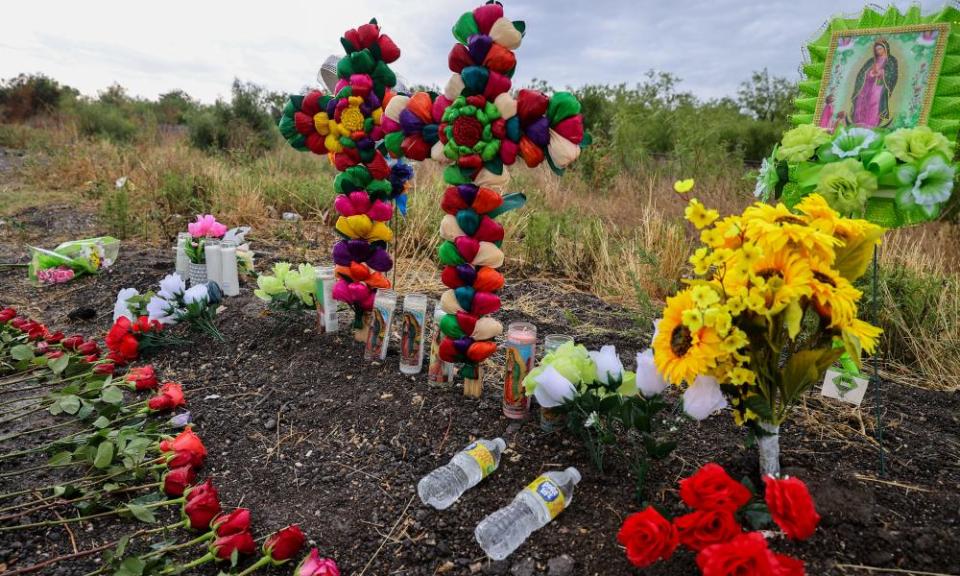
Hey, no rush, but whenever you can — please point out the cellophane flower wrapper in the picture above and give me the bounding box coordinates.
[28,237,120,285]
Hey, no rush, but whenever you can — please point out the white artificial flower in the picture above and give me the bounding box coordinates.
[651,318,662,343]
[146,296,179,325]
[683,375,728,421]
[158,273,186,301]
[635,349,668,398]
[584,411,599,429]
[589,345,624,384]
[183,284,209,305]
[112,288,139,322]
[532,365,577,408]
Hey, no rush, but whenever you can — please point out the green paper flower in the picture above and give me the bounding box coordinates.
[895,154,956,216]
[884,126,954,164]
[284,264,318,307]
[830,127,878,159]
[815,159,877,216]
[523,340,596,396]
[776,125,830,163]
[254,275,286,301]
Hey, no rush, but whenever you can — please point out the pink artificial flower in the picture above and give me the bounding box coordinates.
[187,215,228,239]
[296,548,340,576]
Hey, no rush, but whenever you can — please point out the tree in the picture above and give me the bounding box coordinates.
[737,68,796,123]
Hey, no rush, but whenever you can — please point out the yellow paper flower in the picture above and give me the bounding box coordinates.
[685,199,720,230]
[808,264,860,328]
[653,289,723,385]
[674,178,695,193]
[842,318,883,355]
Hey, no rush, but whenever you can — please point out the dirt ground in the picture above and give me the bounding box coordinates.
[1,190,959,575]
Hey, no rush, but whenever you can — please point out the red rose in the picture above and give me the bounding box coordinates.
[185,478,217,502]
[163,465,196,496]
[696,532,785,576]
[126,365,158,390]
[617,507,679,568]
[148,382,185,412]
[160,427,207,468]
[0,308,15,323]
[93,362,116,376]
[77,340,99,355]
[45,331,64,344]
[47,350,64,360]
[211,531,256,560]
[264,524,306,563]
[772,553,805,576]
[184,486,222,530]
[674,509,742,552]
[763,476,820,541]
[212,508,251,536]
[61,335,83,350]
[679,463,751,513]
[36,341,50,355]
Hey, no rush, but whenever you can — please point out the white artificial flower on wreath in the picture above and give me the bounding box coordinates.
[183,284,209,305]
[158,273,186,301]
[683,375,728,421]
[589,345,624,385]
[531,365,578,408]
[113,288,139,322]
[635,349,668,398]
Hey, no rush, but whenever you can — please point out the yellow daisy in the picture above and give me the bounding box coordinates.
[685,199,720,230]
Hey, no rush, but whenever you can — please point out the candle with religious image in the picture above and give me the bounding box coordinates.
[427,305,454,387]
[399,293,427,374]
[503,322,537,419]
[364,290,396,362]
[317,265,338,334]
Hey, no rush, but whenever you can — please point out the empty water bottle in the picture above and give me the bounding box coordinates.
[418,438,507,510]
[475,467,582,560]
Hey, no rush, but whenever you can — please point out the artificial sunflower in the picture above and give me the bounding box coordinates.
[653,289,723,385]
[808,263,860,328]
[746,250,813,316]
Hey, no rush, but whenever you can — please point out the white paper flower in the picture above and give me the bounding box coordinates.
[589,345,624,385]
[532,365,578,408]
[158,273,186,301]
[183,284,209,305]
[113,288,139,322]
[831,127,877,159]
[146,296,179,325]
[683,375,728,421]
[635,349,668,398]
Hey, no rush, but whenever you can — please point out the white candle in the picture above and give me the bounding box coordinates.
[220,241,239,297]
[204,241,222,287]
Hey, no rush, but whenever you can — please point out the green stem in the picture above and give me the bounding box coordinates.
[0,371,89,395]
[0,481,163,520]
[235,556,272,576]
[141,530,214,560]
[0,368,44,387]
[0,394,46,410]
[0,498,184,532]
[0,419,77,446]
[162,551,216,575]
[0,403,46,425]
[0,458,166,501]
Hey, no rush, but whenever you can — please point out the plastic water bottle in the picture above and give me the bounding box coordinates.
[475,467,582,560]
[418,438,507,510]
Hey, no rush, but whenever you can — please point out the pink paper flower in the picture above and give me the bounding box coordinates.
[188,215,228,239]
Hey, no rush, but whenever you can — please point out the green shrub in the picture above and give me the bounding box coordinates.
[187,79,277,156]
[0,74,74,121]
[75,101,137,143]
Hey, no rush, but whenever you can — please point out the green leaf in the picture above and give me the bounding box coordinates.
[744,395,774,421]
[115,555,146,576]
[92,416,111,429]
[10,344,34,361]
[48,354,69,375]
[94,441,115,469]
[59,395,81,415]
[100,386,124,405]
[834,226,883,282]
[740,501,773,531]
[781,348,842,405]
[48,451,73,466]
[115,535,131,558]
[126,504,156,524]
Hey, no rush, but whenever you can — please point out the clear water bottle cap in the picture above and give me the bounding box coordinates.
[492,438,506,451]
[565,467,582,485]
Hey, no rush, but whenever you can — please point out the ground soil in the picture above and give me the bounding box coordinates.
[0,183,958,575]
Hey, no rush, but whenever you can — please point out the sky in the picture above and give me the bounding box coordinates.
[0,0,948,103]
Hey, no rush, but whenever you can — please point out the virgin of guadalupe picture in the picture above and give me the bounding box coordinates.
[815,25,948,131]
[400,311,422,364]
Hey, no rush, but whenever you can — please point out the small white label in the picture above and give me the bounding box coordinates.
[821,369,869,406]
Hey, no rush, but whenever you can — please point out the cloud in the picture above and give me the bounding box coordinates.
[0,0,948,102]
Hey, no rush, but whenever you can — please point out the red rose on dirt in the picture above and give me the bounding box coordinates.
[0,308,15,323]
[126,365,158,390]
[163,465,196,496]
[148,381,185,412]
[184,485,222,530]
[696,532,790,576]
[61,334,83,350]
[264,524,306,563]
[772,553,805,576]
[83,353,100,364]
[212,508,252,536]
[674,509,742,552]
[45,331,64,344]
[185,478,217,501]
[160,427,207,468]
[46,350,64,360]
[617,507,679,568]
[106,317,140,364]
[211,531,257,560]
[35,341,49,355]
[77,340,99,355]
[763,475,820,541]
[93,362,115,376]
[679,463,751,513]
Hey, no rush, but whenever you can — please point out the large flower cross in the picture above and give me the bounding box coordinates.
[381,1,588,385]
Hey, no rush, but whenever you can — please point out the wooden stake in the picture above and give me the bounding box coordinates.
[463,364,483,398]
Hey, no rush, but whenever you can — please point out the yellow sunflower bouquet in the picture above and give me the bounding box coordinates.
[653,193,883,475]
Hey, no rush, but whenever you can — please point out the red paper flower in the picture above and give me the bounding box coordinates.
[617,507,679,568]
[106,317,139,364]
[160,427,207,468]
[264,524,306,564]
[679,463,751,513]
[148,382,185,412]
[696,532,803,576]
[163,465,196,496]
[183,484,222,530]
[674,509,742,552]
[211,531,257,560]
[763,475,820,541]
[126,365,158,390]
[212,508,252,536]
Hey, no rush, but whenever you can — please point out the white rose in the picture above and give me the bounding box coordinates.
[146,296,179,325]
[589,345,623,385]
[183,284,209,305]
[158,273,186,301]
[532,365,577,408]
[113,288,139,322]
[683,375,728,421]
[635,349,668,398]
